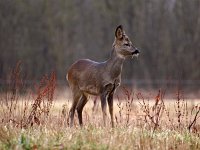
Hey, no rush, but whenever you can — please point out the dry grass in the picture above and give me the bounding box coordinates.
[0,90,200,150]
[0,63,200,149]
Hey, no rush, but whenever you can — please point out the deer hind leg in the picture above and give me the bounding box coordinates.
[92,96,98,112]
[69,87,82,127]
[76,93,88,127]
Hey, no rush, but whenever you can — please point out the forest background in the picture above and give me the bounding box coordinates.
[0,0,200,89]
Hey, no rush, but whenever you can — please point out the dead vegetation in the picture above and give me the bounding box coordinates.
[0,63,200,149]
[0,62,56,128]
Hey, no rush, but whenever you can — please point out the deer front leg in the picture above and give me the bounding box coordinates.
[100,84,115,127]
[107,92,114,127]
[100,93,107,127]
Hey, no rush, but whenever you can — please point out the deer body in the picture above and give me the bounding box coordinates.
[68,53,123,95]
[67,25,139,127]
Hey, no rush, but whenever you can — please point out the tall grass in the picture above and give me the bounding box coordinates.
[0,63,200,149]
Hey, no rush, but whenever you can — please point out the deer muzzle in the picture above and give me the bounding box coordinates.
[132,48,140,58]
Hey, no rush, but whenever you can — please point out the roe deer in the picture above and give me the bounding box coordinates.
[67,25,140,127]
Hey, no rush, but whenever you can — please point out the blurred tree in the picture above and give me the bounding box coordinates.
[0,0,199,88]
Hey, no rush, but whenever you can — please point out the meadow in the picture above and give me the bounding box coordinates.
[0,90,200,149]
[0,68,200,150]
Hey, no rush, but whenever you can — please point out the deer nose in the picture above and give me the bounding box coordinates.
[132,49,140,55]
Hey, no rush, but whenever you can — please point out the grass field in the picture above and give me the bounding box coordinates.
[0,68,199,149]
[0,85,200,150]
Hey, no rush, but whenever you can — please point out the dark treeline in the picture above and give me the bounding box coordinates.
[0,0,200,87]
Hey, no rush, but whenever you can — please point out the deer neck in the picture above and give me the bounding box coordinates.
[105,49,125,79]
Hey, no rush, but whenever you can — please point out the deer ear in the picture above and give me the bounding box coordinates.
[115,25,124,40]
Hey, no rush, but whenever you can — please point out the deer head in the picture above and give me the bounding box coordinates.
[113,25,140,59]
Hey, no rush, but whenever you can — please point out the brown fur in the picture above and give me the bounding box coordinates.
[67,25,140,127]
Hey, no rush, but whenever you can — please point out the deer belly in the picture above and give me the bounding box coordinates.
[80,85,99,95]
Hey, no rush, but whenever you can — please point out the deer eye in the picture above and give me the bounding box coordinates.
[124,43,130,47]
